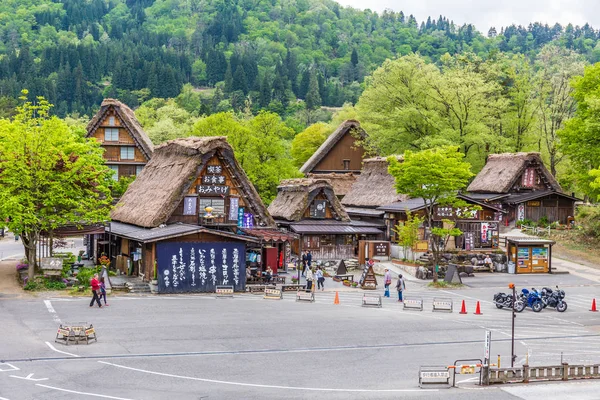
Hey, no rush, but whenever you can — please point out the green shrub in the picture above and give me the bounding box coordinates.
[75,266,102,287]
[576,206,600,238]
[23,280,40,291]
[538,216,550,228]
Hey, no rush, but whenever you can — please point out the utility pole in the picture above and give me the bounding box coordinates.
[509,283,516,367]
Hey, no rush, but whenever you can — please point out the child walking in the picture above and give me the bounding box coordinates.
[100,276,109,306]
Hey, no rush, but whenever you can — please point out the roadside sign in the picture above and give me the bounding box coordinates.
[418,366,450,388]
[484,330,491,363]
[215,285,234,298]
[362,294,382,308]
[264,288,282,300]
[403,298,423,311]
[432,298,453,312]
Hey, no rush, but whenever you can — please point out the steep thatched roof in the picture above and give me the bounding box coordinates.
[299,120,366,174]
[111,137,274,228]
[87,99,154,159]
[268,178,350,222]
[467,152,562,194]
[341,156,408,208]
[306,172,357,196]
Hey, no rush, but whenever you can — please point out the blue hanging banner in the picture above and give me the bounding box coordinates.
[237,207,244,227]
[156,242,246,293]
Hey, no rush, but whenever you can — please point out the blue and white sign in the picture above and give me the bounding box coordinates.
[157,242,246,293]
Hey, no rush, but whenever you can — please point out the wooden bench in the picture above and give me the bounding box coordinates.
[281,284,306,292]
[246,284,275,294]
[335,274,354,282]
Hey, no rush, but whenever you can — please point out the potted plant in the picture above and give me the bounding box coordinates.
[342,279,351,287]
[351,281,358,287]
[149,260,159,294]
[291,277,298,283]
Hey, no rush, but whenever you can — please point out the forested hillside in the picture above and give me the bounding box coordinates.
[3,0,600,118]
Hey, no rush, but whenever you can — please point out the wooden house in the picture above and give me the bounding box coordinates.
[378,195,506,250]
[86,99,154,180]
[100,137,294,293]
[268,179,383,261]
[300,120,367,198]
[465,153,578,225]
[341,156,407,234]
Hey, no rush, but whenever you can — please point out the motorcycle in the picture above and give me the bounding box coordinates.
[493,291,525,311]
[541,286,568,312]
[520,288,543,312]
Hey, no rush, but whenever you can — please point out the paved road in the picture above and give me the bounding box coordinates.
[2,270,600,400]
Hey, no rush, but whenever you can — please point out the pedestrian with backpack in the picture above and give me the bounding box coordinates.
[396,274,406,302]
[383,268,392,297]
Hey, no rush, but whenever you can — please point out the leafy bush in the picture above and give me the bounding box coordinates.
[75,266,102,287]
[517,219,535,227]
[576,206,600,238]
[23,280,40,291]
[538,216,550,228]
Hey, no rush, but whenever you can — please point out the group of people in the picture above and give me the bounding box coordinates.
[89,273,108,308]
[304,266,325,291]
[383,268,406,302]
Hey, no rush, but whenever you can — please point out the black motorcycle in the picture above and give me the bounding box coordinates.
[540,286,567,312]
[493,292,525,311]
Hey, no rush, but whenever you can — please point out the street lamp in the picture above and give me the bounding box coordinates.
[509,283,516,367]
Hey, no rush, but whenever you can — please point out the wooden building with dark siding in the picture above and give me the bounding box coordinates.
[268,179,383,260]
[465,152,578,225]
[101,136,293,292]
[86,99,154,180]
[300,120,367,198]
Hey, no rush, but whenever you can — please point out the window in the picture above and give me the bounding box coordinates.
[136,165,144,175]
[108,116,116,126]
[104,128,119,141]
[108,165,118,181]
[199,198,225,214]
[120,147,135,160]
[343,159,350,170]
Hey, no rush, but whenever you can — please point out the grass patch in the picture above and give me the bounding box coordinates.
[427,281,463,288]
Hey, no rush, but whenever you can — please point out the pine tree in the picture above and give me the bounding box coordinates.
[351,48,359,66]
[299,68,310,99]
[305,70,321,111]
[232,65,248,94]
[147,62,160,97]
[224,61,233,93]
[285,50,298,94]
[259,75,271,108]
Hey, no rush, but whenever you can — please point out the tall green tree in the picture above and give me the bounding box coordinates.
[290,122,330,167]
[387,146,474,282]
[305,70,321,111]
[232,65,248,94]
[0,94,112,280]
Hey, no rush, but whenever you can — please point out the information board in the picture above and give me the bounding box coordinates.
[156,242,246,293]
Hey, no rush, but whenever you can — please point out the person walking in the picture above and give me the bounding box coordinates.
[315,267,325,291]
[307,251,312,268]
[383,268,392,298]
[89,273,102,308]
[301,251,308,276]
[99,277,109,306]
[396,274,405,302]
[306,267,314,291]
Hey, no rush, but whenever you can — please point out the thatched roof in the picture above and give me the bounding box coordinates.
[467,152,562,194]
[111,136,274,228]
[87,99,154,159]
[306,173,357,196]
[268,178,350,222]
[341,156,408,208]
[299,120,366,174]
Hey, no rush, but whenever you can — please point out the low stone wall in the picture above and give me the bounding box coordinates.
[488,363,600,384]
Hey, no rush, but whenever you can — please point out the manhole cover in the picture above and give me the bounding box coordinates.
[0,293,19,298]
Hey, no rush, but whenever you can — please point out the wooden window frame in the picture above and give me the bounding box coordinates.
[120,146,135,160]
[105,128,119,141]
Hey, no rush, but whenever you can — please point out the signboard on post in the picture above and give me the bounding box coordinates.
[484,330,491,364]
[373,242,390,257]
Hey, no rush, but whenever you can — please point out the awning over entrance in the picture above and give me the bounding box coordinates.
[290,224,383,235]
[239,228,297,242]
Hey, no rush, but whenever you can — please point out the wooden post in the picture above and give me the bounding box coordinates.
[562,363,569,381]
[523,365,529,383]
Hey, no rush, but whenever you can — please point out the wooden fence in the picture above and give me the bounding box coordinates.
[488,363,600,384]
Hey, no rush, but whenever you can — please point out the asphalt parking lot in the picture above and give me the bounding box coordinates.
[2,272,600,400]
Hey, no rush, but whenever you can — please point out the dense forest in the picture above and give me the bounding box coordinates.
[4,0,600,119]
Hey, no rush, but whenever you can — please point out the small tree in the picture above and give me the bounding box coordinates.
[388,146,474,282]
[393,211,423,262]
[0,94,112,280]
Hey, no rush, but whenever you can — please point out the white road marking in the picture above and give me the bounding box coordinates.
[9,373,48,381]
[45,341,80,358]
[43,300,61,324]
[35,384,136,400]
[99,361,438,392]
[0,363,19,372]
[0,396,11,400]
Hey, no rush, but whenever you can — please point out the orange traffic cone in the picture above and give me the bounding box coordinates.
[334,291,340,305]
[591,299,598,312]
[459,300,467,314]
[474,301,482,315]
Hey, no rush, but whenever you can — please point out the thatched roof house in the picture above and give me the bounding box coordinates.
[341,156,408,208]
[111,136,274,228]
[300,120,367,174]
[467,152,562,194]
[268,178,350,222]
[87,98,154,160]
[306,172,357,197]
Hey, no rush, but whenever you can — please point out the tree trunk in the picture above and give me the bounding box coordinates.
[21,231,39,281]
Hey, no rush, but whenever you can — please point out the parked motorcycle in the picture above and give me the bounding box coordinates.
[540,286,568,312]
[493,292,525,311]
[520,288,543,312]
